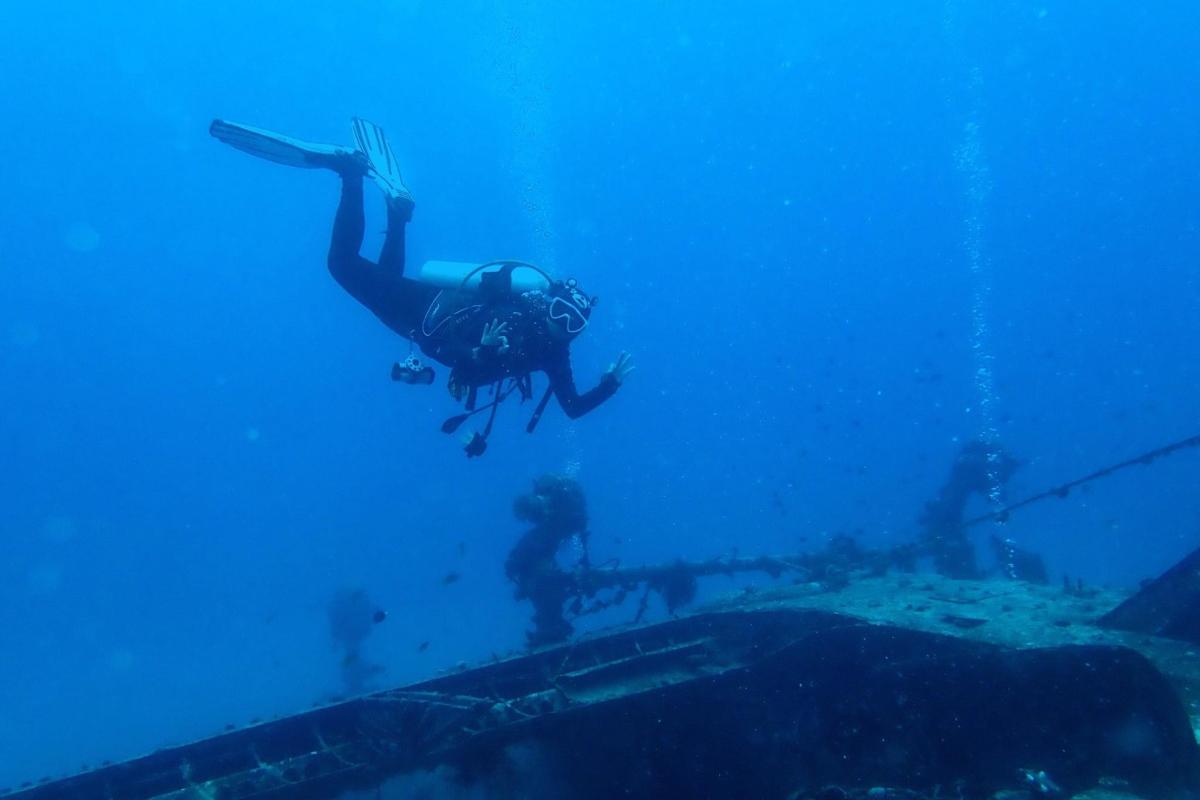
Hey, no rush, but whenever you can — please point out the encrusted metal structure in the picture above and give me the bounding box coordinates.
[11,532,1200,800]
[7,564,1200,800]
[5,609,834,799]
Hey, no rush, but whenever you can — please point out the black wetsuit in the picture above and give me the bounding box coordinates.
[326,174,618,419]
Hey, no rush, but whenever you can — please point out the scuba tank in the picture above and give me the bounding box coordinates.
[418,260,551,294]
[419,260,555,339]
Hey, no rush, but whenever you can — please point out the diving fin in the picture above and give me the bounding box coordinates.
[209,119,354,170]
[350,117,415,213]
[441,413,471,434]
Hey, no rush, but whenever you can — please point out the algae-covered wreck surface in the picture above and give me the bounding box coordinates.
[720,571,1200,735]
[7,561,1200,800]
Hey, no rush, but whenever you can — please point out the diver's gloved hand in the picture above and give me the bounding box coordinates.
[478,318,511,356]
[605,351,635,386]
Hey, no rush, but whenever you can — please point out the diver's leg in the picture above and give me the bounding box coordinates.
[327,171,404,312]
[327,174,438,339]
[377,204,410,275]
[327,172,370,278]
[361,118,415,276]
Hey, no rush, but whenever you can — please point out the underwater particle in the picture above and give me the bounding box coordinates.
[42,515,77,543]
[8,321,40,348]
[245,427,261,442]
[26,564,62,594]
[572,217,597,238]
[64,222,101,253]
[418,641,429,652]
[441,572,460,586]
[107,649,135,672]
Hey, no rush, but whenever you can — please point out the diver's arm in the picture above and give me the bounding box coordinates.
[544,348,623,420]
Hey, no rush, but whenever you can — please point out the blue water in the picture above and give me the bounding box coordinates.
[1,0,1197,787]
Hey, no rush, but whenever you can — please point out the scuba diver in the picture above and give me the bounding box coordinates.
[327,587,388,695]
[209,118,633,456]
